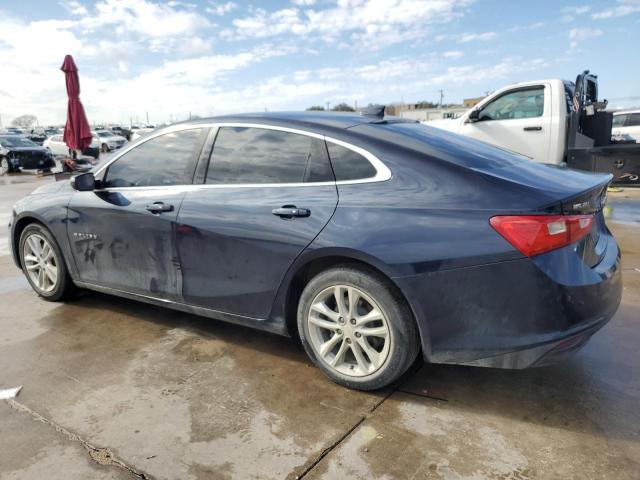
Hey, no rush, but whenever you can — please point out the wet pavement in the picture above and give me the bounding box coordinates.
[1,175,639,479]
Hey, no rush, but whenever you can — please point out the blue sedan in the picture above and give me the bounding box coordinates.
[8,111,622,390]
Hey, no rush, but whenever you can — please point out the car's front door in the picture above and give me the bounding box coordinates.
[67,127,209,300]
[459,85,552,162]
[176,125,338,319]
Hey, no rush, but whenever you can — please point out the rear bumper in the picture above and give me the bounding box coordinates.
[394,232,622,368]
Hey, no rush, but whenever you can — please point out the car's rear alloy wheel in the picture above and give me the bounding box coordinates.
[101,143,109,153]
[307,285,391,377]
[298,265,420,390]
[19,224,74,301]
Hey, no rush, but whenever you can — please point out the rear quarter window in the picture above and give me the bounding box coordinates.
[326,143,377,181]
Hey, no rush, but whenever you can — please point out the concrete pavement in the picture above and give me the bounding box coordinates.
[1,174,639,479]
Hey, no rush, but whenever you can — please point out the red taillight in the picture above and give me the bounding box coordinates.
[490,214,594,257]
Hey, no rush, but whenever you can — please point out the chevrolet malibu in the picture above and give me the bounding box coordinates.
[9,111,622,390]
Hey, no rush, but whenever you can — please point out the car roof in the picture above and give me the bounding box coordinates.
[171,111,415,134]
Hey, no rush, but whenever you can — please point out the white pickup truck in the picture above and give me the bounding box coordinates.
[429,71,640,185]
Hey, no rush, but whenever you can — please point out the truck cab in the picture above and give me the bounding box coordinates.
[429,71,640,185]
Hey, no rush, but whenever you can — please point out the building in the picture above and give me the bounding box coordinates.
[398,106,468,122]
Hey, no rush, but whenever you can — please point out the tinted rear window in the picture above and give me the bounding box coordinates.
[206,127,333,184]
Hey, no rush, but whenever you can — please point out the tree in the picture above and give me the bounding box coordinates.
[306,105,325,111]
[331,103,355,112]
[12,114,38,129]
[415,100,438,109]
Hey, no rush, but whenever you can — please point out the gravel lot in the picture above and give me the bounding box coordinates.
[1,174,639,480]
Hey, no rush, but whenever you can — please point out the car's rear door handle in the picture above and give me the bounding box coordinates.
[523,126,542,131]
[272,206,311,218]
[146,202,174,213]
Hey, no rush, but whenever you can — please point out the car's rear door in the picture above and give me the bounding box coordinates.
[67,127,210,301]
[176,125,338,319]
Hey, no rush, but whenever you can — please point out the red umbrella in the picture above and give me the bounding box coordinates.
[61,55,92,152]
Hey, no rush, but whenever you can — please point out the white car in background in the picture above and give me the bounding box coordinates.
[44,134,101,158]
[93,129,127,152]
[612,110,640,143]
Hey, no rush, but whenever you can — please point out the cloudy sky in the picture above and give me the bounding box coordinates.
[1,0,639,126]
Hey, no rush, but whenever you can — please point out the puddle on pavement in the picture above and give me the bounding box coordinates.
[605,198,640,226]
[0,275,27,294]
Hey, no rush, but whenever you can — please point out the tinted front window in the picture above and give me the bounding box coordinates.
[206,127,333,184]
[326,143,377,181]
[612,115,627,128]
[627,113,640,127]
[479,87,545,121]
[0,136,38,148]
[103,128,207,188]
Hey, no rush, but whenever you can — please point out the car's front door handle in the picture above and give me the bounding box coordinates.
[523,126,542,131]
[272,206,311,218]
[146,202,174,213]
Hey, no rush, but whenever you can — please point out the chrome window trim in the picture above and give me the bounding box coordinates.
[92,122,392,191]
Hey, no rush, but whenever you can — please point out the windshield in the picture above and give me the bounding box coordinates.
[96,131,112,137]
[0,136,39,148]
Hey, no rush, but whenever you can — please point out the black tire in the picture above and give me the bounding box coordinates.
[1,157,13,175]
[101,143,109,153]
[297,264,420,391]
[19,223,75,301]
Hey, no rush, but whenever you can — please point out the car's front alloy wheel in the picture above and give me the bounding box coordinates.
[298,265,420,390]
[23,233,59,293]
[19,224,74,301]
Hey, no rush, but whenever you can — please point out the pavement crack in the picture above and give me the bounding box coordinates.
[294,386,399,480]
[5,399,151,479]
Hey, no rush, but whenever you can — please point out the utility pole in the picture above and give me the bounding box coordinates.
[355,99,358,111]
[146,111,149,125]
[326,101,331,111]
[439,90,444,108]
[189,111,191,120]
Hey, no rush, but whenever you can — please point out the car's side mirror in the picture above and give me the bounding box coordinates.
[71,172,95,191]
[466,109,480,123]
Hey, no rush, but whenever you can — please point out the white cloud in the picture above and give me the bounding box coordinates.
[430,58,548,85]
[81,0,211,38]
[568,27,603,50]
[592,0,640,19]
[229,0,474,49]
[459,31,496,43]
[443,50,464,58]
[291,0,316,5]
[206,1,237,15]
[60,0,89,16]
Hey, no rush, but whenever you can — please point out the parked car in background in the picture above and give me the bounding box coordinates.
[28,128,48,145]
[9,112,622,390]
[3,127,25,136]
[0,134,55,174]
[612,110,640,143]
[109,126,132,141]
[93,129,127,153]
[44,134,100,159]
